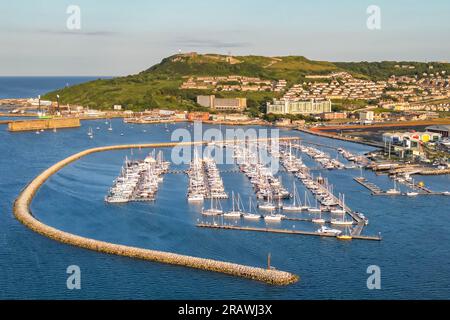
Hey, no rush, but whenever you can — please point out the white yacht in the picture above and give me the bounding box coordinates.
[188,194,204,202]
[331,210,353,226]
[258,193,277,211]
[386,181,401,195]
[242,197,262,220]
[202,197,222,216]
[223,192,243,218]
[264,214,285,222]
[317,226,342,236]
[283,183,305,212]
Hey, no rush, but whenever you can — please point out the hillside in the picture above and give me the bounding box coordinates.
[43,53,450,112]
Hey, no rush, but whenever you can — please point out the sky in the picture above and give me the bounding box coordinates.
[1,0,449,76]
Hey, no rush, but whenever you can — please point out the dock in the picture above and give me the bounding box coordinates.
[354,177,384,195]
[8,118,80,132]
[197,224,382,241]
[354,177,442,196]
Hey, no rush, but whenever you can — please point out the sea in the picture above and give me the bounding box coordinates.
[0,77,449,299]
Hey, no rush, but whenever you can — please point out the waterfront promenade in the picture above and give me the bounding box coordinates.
[13,138,299,286]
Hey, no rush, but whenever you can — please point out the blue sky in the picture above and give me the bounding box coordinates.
[1,0,449,76]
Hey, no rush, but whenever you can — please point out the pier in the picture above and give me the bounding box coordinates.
[8,118,80,132]
[13,138,299,286]
[354,177,384,195]
[197,224,382,241]
[354,177,442,196]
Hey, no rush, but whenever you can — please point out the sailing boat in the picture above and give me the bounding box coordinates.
[331,196,353,226]
[312,210,325,224]
[407,178,419,197]
[224,192,243,218]
[108,121,113,131]
[87,127,94,139]
[308,194,322,214]
[258,193,276,211]
[264,208,286,222]
[283,182,304,212]
[331,193,346,215]
[243,197,262,220]
[202,196,223,216]
[386,180,401,195]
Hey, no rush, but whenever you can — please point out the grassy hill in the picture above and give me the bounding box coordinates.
[42,53,450,112]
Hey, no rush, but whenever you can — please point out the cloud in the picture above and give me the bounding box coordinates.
[173,38,251,49]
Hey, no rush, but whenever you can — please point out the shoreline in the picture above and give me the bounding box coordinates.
[295,127,384,148]
[13,138,300,286]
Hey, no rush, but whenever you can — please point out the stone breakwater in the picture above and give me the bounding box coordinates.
[13,139,299,286]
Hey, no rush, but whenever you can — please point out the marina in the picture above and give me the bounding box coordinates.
[3,118,450,299]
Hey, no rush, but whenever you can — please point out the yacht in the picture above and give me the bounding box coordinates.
[283,182,304,212]
[406,192,419,197]
[202,197,223,216]
[331,200,353,226]
[242,197,262,220]
[317,226,342,236]
[312,217,325,224]
[258,193,277,211]
[308,196,322,213]
[331,214,353,226]
[223,192,243,218]
[264,214,285,222]
[386,181,401,195]
[188,194,204,202]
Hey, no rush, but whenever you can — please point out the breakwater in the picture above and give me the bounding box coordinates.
[13,138,299,286]
[8,118,80,132]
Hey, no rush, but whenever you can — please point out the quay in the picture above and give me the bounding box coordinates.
[197,224,382,242]
[8,118,80,132]
[13,138,299,286]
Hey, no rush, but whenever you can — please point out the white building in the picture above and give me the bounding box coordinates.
[266,99,332,115]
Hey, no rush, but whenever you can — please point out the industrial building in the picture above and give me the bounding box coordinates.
[426,125,450,138]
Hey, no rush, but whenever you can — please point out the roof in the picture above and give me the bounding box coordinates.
[426,125,450,132]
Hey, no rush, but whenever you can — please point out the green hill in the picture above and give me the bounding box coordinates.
[42,53,450,112]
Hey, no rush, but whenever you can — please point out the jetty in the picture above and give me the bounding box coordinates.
[13,138,299,286]
[354,176,441,196]
[354,177,384,195]
[197,224,382,242]
[8,118,80,132]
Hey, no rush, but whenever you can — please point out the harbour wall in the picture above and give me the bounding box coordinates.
[13,138,299,286]
[8,118,81,132]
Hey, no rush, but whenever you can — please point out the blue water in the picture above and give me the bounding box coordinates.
[0,77,449,299]
[1,118,449,300]
[0,77,109,99]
